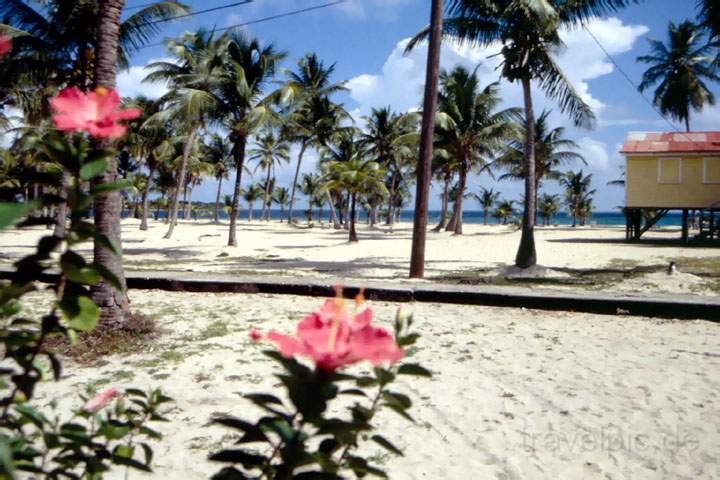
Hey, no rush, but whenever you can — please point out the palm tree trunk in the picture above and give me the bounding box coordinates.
[453,158,468,235]
[685,115,691,133]
[262,167,272,221]
[165,125,198,239]
[515,76,538,269]
[343,191,350,230]
[572,199,578,227]
[279,205,285,222]
[349,193,358,242]
[386,173,397,225]
[213,176,223,223]
[483,206,489,225]
[326,190,340,229]
[409,0,443,278]
[185,186,193,221]
[53,170,70,237]
[91,0,130,328]
[445,202,458,232]
[140,167,154,231]
[434,174,450,231]
[228,135,247,246]
[248,202,253,221]
[288,141,307,224]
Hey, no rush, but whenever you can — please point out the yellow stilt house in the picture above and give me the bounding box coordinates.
[620,132,720,241]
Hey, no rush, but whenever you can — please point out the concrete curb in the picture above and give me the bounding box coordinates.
[2,267,719,321]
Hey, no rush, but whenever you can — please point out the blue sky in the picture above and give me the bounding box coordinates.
[118,0,720,211]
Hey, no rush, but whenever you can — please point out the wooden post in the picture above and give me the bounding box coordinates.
[681,209,689,242]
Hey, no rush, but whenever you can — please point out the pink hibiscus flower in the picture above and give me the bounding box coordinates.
[253,293,404,371]
[51,87,142,139]
[0,35,11,56]
[83,387,120,413]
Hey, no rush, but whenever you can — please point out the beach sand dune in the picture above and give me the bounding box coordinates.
[29,291,720,479]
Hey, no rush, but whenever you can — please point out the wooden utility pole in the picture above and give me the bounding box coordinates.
[409,0,443,278]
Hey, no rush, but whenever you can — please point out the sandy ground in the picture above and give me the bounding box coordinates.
[25,290,720,479]
[1,218,719,296]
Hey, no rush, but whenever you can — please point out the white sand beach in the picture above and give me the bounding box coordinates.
[26,290,720,479]
[2,219,719,296]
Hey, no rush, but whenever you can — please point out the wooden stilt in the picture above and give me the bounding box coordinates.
[682,209,689,242]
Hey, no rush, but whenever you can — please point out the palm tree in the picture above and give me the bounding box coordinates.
[537,193,560,226]
[473,187,500,225]
[273,186,290,222]
[248,131,290,221]
[497,110,585,220]
[205,133,232,223]
[494,199,515,225]
[323,157,388,242]
[434,66,515,234]
[360,107,419,226]
[431,151,454,231]
[697,0,719,41]
[560,170,595,227]
[144,30,222,239]
[638,20,718,132]
[183,154,213,220]
[284,53,347,224]
[242,183,264,221]
[409,0,631,266]
[298,173,323,225]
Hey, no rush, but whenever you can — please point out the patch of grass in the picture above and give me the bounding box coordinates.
[152,373,171,380]
[112,370,135,382]
[198,321,229,340]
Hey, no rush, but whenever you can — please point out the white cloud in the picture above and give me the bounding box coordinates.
[576,137,611,170]
[116,58,171,99]
[346,17,648,120]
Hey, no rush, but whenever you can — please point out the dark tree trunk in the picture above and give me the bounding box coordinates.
[453,158,468,235]
[91,0,129,327]
[288,141,307,224]
[185,186,193,221]
[213,176,223,223]
[433,174,450,231]
[139,166,153,231]
[409,0,443,278]
[343,191,350,230]
[262,167,272,221]
[228,135,247,246]
[349,193,358,242]
[386,173,398,225]
[515,76,537,269]
[53,171,70,237]
[279,205,285,223]
[165,125,197,239]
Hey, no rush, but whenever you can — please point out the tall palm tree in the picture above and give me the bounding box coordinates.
[284,53,347,224]
[434,66,515,234]
[273,186,290,222]
[497,110,585,220]
[360,107,419,226]
[473,187,500,225]
[144,30,222,239]
[298,173,323,225]
[560,170,595,227]
[205,133,232,223]
[638,21,718,132]
[183,154,213,220]
[537,193,560,226]
[409,0,631,266]
[248,131,290,221]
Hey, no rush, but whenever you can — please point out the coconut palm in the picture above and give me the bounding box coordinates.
[409,0,632,266]
[473,187,500,225]
[560,170,595,227]
[323,157,388,242]
[638,20,718,132]
[298,173,323,225]
[242,183,264,221]
[284,53,348,223]
[434,66,516,234]
[497,110,585,218]
[183,155,213,220]
[360,107,419,225]
[249,131,290,221]
[273,186,290,222]
[494,199,515,225]
[205,133,232,223]
[577,194,594,226]
[537,193,560,226]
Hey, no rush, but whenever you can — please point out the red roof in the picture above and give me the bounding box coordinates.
[620,131,720,154]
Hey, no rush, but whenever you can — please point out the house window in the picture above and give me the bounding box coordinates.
[703,157,720,184]
[657,157,682,184]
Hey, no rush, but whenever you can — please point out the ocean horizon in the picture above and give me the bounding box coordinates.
[131,208,688,227]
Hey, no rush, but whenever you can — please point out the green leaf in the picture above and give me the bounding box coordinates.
[397,364,432,377]
[371,435,403,456]
[382,391,412,409]
[60,296,99,332]
[91,179,131,195]
[79,158,109,180]
[0,202,35,230]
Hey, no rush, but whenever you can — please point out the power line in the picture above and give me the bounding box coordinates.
[125,0,253,25]
[582,25,684,134]
[139,0,348,50]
